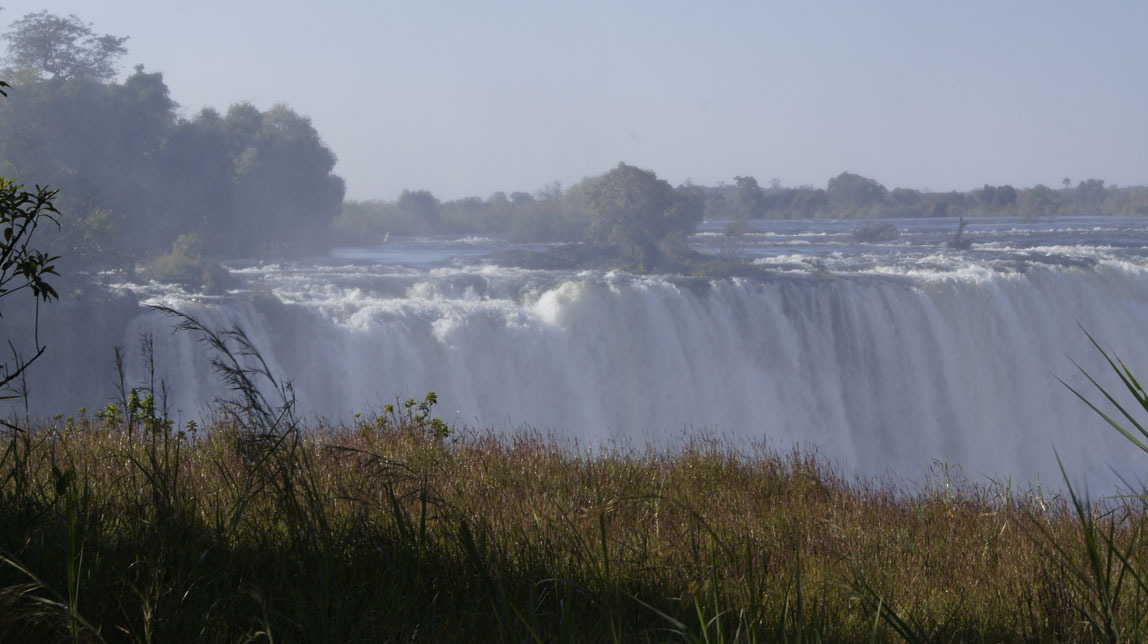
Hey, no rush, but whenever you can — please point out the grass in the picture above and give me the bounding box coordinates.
[0,412,1127,643]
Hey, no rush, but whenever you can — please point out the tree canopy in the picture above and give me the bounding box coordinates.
[0,11,347,268]
[733,175,765,219]
[2,11,128,82]
[0,67,345,263]
[577,162,703,266]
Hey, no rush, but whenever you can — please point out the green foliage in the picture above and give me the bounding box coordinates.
[368,391,451,441]
[1036,335,1148,643]
[0,178,59,303]
[976,184,1017,213]
[0,178,60,394]
[733,175,766,219]
[140,233,235,293]
[1018,184,1061,221]
[332,184,590,244]
[826,172,889,218]
[330,198,398,241]
[396,189,442,232]
[0,15,345,267]
[2,11,128,82]
[0,67,180,264]
[228,103,346,256]
[65,207,123,267]
[887,187,923,215]
[578,162,703,268]
[698,173,1148,221]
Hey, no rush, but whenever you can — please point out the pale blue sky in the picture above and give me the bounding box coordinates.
[2,1,1146,200]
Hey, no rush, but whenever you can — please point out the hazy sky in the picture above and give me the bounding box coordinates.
[2,1,1146,200]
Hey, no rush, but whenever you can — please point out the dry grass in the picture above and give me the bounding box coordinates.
[0,410,1138,643]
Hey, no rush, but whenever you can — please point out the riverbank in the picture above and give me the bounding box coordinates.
[0,410,1133,642]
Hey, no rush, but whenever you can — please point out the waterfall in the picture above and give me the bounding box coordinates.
[25,258,1148,491]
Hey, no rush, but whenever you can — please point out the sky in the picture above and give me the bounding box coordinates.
[2,1,1146,201]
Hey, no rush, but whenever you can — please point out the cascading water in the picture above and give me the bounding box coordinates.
[20,216,1148,491]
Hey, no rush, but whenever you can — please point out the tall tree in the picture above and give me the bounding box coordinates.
[397,189,441,233]
[733,175,766,219]
[2,11,127,82]
[827,172,888,213]
[0,65,176,258]
[228,104,346,254]
[158,108,233,250]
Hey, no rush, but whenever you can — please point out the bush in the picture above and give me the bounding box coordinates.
[850,220,899,243]
[140,233,236,293]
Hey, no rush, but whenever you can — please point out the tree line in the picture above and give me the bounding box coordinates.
[0,11,344,284]
[707,172,1148,222]
[335,170,1148,251]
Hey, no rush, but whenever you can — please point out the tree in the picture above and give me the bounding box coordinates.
[228,103,346,254]
[977,184,998,210]
[159,107,233,251]
[733,175,766,219]
[580,162,702,266]
[0,177,60,395]
[789,188,829,218]
[2,11,128,82]
[1019,184,1060,221]
[994,184,1017,210]
[977,184,1017,212]
[397,189,442,233]
[890,187,922,208]
[827,172,888,216]
[0,65,177,260]
[0,59,347,262]
[0,76,59,397]
[1075,178,1107,213]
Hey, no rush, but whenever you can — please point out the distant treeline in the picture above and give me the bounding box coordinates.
[703,173,1148,221]
[337,172,1148,246]
[334,184,588,244]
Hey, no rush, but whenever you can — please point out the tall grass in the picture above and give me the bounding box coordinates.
[0,414,1099,642]
[1039,332,1148,644]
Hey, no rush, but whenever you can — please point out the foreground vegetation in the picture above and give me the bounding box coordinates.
[0,403,1143,642]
